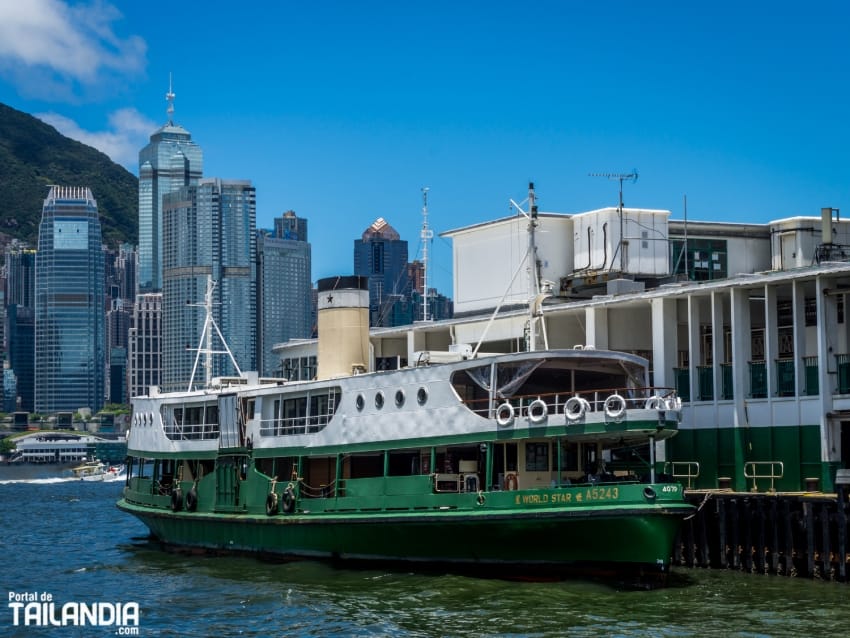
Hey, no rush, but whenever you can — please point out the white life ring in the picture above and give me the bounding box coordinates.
[564,396,587,421]
[527,399,548,424]
[495,402,515,427]
[604,394,626,419]
[645,395,663,410]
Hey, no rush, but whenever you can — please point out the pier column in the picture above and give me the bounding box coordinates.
[730,288,752,492]
[650,297,677,388]
[687,295,701,402]
[765,284,778,400]
[584,306,608,350]
[816,276,838,471]
[711,291,725,402]
[792,280,805,396]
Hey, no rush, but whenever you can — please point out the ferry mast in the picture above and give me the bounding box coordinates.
[420,187,433,322]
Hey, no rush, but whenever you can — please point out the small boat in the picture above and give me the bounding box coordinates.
[73,460,125,482]
[118,185,693,583]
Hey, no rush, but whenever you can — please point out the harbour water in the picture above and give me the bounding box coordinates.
[1,476,849,637]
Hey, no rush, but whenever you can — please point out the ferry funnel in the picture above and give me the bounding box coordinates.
[316,276,370,380]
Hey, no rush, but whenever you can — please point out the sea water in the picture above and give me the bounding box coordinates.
[1,476,849,637]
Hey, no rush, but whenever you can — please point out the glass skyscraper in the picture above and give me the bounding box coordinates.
[354,217,410,327]
[138,86,203,293]
[34,186,105,413]
[162,178,256,390]
[257,210,312,376]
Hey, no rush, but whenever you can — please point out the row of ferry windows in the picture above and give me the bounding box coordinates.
[354,387,428,412]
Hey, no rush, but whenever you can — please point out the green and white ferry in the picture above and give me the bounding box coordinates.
[118,269,693,581]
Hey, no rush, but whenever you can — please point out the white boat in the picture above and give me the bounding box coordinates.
[72,460,125,482]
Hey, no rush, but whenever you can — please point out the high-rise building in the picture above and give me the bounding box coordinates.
[354,217,410,327]
[162,178,256,390]
[34,186,105,414]
[4,241,36,309]
[127,292,162,399]
[257,210,312,376]
[138,81,203,293]
[6,304,34,411]
[106,299,131,404]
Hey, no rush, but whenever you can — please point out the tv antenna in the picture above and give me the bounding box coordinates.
[589,170,638,272]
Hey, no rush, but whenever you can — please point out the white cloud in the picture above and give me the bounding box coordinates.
[0,0,146,100]
[37,108,155,169]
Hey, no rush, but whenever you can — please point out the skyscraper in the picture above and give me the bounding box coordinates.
[138,80,203,293]
[354,217,410,327]
[257,210,312,376]
[127,292,162,399]
[162,178,256,390]
[34,186,105,413]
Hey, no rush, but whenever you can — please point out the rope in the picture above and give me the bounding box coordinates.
[683,490,712,521]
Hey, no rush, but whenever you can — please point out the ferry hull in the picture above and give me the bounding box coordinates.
[117,497,688,579]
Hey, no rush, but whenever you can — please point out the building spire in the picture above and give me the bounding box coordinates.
[166,73,175,125]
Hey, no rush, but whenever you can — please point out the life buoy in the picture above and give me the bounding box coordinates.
[564,397,587,421]
[604,394,626,419]
[185,487,198,512]
[495,402,515,427]
[645,395,663,410]
[265,492,279,516]
[476,491,486,506]
[665,397,681,411]
[170,488,183,512]
[282,486,296,514]
[527,399,548,424]
[504,472,519,491]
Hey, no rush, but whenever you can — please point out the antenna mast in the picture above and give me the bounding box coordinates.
[187,276,242,391]
[166,73,175,125]
[589,170,638,272]
[420,187,433,321]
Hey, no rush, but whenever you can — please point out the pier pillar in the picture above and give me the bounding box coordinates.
[687,295,701,403]
[730,288,752,492]
[816,275,838,486]
[584,306,608,350]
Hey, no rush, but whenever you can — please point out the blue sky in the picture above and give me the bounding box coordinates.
[1,1,849,295]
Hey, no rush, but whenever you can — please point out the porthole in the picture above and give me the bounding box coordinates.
[417,387,428,405]
[355,394,365,411]
[375,392,385,410]
[395,389,405,408]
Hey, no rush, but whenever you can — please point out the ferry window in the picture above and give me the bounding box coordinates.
[388,449,420,475]
[417,387,428,405]
[525,442,549,472]
[558,440,579,472]
[355,394,365,411]
[375,392,385,410]
[395,389,405,408]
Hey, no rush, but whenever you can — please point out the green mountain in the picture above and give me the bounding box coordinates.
[0,102,138,249]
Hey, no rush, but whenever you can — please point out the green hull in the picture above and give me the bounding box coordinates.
[118,484,690,578]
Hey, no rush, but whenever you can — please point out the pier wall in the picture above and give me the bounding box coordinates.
[677,490,850,581]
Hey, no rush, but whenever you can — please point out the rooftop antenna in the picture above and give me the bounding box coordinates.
[187,276,242,391]
[166,73,175,125]
[589,170,638,272]
[420,187,433,321]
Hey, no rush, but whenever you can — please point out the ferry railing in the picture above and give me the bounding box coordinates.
[663,461,700,489]
[743,461,784,493]
[162,421,220,441]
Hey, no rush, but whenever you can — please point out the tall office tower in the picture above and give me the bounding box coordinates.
[127,292,162,399]
[105,242,137,305]
[34,186,105,414]
[4,240,36,308]
[6,304,34,411]
[106,299,130,404]
[162,178,256,390]
[256,210,312,376]
[354,217,410,327]
[138,80,203,293]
